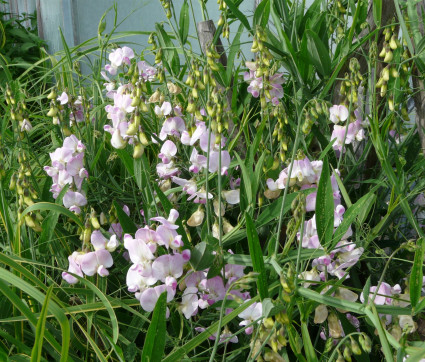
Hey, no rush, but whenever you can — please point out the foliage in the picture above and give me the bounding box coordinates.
[0,0,425,361]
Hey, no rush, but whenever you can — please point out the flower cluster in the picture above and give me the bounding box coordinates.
[44,135,88,214]
[330,105,366,154]
[123,208,253,320]
[62,229,118,284]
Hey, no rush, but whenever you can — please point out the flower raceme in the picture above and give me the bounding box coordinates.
[44,135,88,214]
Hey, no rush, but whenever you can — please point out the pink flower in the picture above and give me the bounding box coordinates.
[137,61,156,81]
[62,251,84,284]
[80,250,114,277]
[209,150,231,175]
[159,117,186,140]
[151,254,184,282]
[57,92,69,105]
[158,140,177,164]
[124,234,155,266]
[156,161,180,179]
[154,101,172,117]
[238,302,263,334]
[329,105,349,124]
[107,46,135,74]
[63,190,87,214]
[151,209,179,230]
[189,148,207,173]
[181,287,199,319]
[139,284,175,312]
[172,177,197,195]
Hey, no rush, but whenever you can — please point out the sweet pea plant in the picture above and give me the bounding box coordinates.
[1,0,425,361]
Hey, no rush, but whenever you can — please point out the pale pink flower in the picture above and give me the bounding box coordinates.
[238,302,263,335]
[329,105,349,124]
[80,250,113,277]
[159,140,177,164]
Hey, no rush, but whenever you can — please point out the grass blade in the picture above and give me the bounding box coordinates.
[245,212,268,300]
[31,285,54,362]
[141,292,167,362]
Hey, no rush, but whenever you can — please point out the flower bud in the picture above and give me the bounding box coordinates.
[328,313,343,339]
[343,346,352,362]
[133,143,144,159]
[389,34,398,50]
[380,83,387,97]
[314,304,328,324]
[350,337,361,355]
[99,212,107,225]
[384,49,393,63]
[47,89,57,100]
[263,317,274,330]
[47,107,58,117]
[90,209,101,230]
[358,333,372,353]
[187,207,204,227]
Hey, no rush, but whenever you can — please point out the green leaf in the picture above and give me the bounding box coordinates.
[306,29,331,77]
[155,23,180,76]
[331,192,374,250]
[226,23,244,85]
[410,238,425,309]
[115,148,134,177]
[253,0,270,29]
[362,276,371,305]
[301,322,318,362]
[179,0,190,44]
[20,202,84,229]
[0,268,70,361]
[113,200,137,234]
[246,212,268,300]
[31,285,54,362]
[315,157,334,250]
[141,292,167,362]
[162,295,260,362]
[372,0,382,27]
[223,0,252,34]
[190,242,215,271]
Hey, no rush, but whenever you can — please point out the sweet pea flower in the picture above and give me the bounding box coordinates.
[80,249,114,277]
[124,234,155,266]
[63,190,87,214]
[159,140,177,164]
[209,150,231,175]
[159,116,186,140]
[238,302,263,335]
[152,254,184,282]
[189,148,207,173]
[156,161,180,179]
[139,284,175,312]
[57,92,69,105]
[62,251,84,284]
[154,101,172,117]
[180,287,199,319]
[137,60,157,81]
[329,105,349,124]
[151,209,179,230]
[222,189,240,204]
[172,177,197,195]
